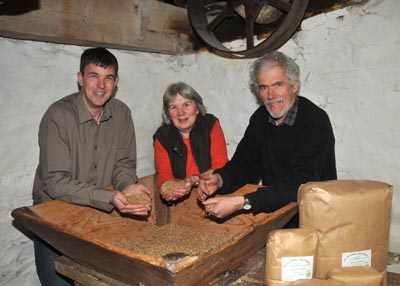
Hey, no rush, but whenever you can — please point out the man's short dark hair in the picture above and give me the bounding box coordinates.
[80,47,119,75]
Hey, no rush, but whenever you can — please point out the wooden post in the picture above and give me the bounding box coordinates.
[153,173,171,226]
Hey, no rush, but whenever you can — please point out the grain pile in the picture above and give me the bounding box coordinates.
[160,180,185,196]
[113,223,236,258]
[126,193,152,210]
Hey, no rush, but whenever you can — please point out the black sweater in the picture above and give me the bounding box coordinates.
[215,96,337,213]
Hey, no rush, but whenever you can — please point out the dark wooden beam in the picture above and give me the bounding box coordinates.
[0,0,193,54]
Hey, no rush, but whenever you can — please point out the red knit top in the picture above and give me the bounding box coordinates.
[154,120,228,188]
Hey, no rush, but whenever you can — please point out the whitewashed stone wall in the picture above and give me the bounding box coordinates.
[0,0,398,284]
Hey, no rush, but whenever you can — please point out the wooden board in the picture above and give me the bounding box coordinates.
[11,178,297,286]
[0,0,193,54]
[54,248,266,286]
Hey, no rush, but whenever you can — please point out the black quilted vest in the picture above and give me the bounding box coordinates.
[153,114,217,179]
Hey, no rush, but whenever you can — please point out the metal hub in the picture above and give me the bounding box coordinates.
[187,0,310,58]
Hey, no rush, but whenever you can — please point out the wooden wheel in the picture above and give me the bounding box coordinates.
[187,0,310,58]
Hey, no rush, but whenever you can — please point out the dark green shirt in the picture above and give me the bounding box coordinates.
[33,92,138,211]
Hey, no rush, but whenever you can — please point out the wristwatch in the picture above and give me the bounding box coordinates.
[243,196,252,210]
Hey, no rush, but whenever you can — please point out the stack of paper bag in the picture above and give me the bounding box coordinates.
[265,228,318,285]
[328,266,383,286]
[292,279,341,285]
[298,180,392,282]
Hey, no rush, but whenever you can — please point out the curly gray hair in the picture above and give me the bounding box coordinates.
[249,51,300,103]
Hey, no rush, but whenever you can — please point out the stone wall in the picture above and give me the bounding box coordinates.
[0,0,399,284]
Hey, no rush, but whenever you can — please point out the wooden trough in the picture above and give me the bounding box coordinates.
[11,175,297,286]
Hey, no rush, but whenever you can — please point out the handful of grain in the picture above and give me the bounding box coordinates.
[126,193,152,210]
[160,180,185,196]
[204,203,216,216]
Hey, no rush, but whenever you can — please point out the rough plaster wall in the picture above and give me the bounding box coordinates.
[291,0,400,272]
[0,0,399,284]
[294,0,400,252]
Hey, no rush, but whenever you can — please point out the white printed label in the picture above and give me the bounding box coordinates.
[342,249,371,267]
[281,256,314,282]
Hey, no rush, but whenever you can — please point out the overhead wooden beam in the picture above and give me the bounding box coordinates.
[0,0,193,54]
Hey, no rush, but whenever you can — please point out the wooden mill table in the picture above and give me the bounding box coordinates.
[12,176,297,286]
[55,247,267,286]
